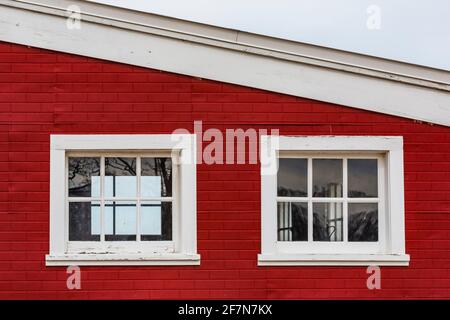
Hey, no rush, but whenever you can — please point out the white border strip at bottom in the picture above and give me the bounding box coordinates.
[258,254,410,266]
[46,253,201,266]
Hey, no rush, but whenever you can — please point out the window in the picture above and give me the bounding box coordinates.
[277,156,381,246]
[259,136,409,266]
[47,134,199,266]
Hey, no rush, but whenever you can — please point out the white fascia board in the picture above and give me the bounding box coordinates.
[1,0,450,126]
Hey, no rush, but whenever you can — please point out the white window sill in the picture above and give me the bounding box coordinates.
[45,253,201,266]
[258,254,410,266]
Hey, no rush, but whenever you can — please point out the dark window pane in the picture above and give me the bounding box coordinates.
[348,203,378,242]
[313,202,343,241]
[313,159,343,197]
[68,157,100,197]
[105,157,137,198]
[277,202,307,241]
[141,202,172,241]
[105,201,136,241]
[69,201,100,241]
[277,159,307,197]
[141,158,172,197]
[348,159,378,198]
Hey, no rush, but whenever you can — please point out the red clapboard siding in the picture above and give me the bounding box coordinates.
[1,41,450,299]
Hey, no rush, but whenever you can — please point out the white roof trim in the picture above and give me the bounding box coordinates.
[1,0,450,126]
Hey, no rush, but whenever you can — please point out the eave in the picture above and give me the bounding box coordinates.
[1,0,449,126]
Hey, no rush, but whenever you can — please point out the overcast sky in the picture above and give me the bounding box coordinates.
[90,0,450,71]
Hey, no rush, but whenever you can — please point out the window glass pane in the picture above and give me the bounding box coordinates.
[313,202,343,241]
[69,201,100,241]
[277,159,307,197]
[141,158,172,197]
[348,159,378,198]
[105,201,136,241]
[348,203,378,242]
[141,202,172,241]
[313,159,343,197]
[105,157,137,198]
[277,202,307,241]
[68,157,100,197]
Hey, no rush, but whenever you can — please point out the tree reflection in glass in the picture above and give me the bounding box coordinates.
[348,203,378,241]
[68,157,100,197]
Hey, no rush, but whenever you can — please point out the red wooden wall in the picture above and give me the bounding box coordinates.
[0,42,450,299]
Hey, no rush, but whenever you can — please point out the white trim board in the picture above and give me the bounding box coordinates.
[257,254,410,266]
[1,0,450,126]
[46,253,201,266]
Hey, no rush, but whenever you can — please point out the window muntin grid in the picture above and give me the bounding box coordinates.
[276,154,383,247]
[66,152,176,253]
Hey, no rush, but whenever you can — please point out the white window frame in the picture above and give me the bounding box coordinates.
[46,134,199,266]
[259,135,410,266]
